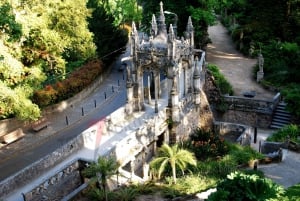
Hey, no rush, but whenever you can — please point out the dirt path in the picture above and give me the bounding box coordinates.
[206,21,300,189]
[206,21,275,100]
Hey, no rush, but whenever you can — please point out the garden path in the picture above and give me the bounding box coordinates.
[206,20,276,100]
[206,20,300,190]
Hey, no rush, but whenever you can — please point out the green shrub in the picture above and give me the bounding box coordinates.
[207,64,234,95]
[282,84,300,118]
[33,59,103,107]
[188,128,229,160]
[111,186,138,201]
[208,171,285,201]
[87,188,115,201]
[267,124,300,143]
[282,183,300,201]
[165,175,217,196]
[215,97,229,113]
[227,143,264,165]
[197,156,237,179]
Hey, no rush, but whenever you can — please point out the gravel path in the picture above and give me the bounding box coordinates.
[207,20,300,189]
[206,21,275,100]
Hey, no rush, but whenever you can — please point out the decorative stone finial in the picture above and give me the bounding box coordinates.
[131,21,137,35]
[187,16,193,32]
[168,24,175,41]
[157,1,167,35]
[151,14,158,36]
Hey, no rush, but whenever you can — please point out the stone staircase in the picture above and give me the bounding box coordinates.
[270,101,291,129]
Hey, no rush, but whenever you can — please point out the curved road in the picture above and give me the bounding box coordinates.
[0,50,128,181]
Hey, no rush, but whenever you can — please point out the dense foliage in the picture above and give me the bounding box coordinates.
[267,124,300,143]
[150,143,197,184]
[220,0,300,118]
[33,59,104,107]
[0,0,128,120]
[208,171,285,201]
[87,0,128,65]
[188,128,229,160]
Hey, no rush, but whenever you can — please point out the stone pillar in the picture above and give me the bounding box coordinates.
[138,67,144,110]
[257,71,264,82]
[147,75,151,104]
[130,158,135,181]
[154,71,159,113]
[142,147,149,180]
[257,53,264,82]
[169,126,177,144]
[153,136,158,153]
[170,78,179,123]
[126,66,133,115]
[193,59,201,106]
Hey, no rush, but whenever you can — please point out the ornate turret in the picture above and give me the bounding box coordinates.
[168,24,176,61]
[186,16,194,48]
[157,1,167,35]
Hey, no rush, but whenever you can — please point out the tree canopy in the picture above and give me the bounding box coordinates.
[0,0,128,121]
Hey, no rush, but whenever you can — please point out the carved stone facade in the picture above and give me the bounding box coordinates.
[124,2,205,143]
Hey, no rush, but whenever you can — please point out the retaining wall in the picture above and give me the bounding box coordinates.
[0,134,84,198]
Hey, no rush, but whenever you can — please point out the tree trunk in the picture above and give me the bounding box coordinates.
[171,162,177,184]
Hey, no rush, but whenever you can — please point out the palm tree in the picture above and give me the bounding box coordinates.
[83,156,119,201]
[150,143,197,184]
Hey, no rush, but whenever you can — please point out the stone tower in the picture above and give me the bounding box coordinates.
[126,1,205,143]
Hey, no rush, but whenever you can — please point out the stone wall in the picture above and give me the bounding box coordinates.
[213,121,253,146]
[23,159,86,201]
[0,134,84,197]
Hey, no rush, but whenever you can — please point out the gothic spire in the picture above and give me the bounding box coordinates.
[187,16,193,32]
[157,1,167,35]
[186,16,194,47]
[151,14,158,36]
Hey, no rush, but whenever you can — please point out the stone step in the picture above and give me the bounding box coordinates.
[272,115,291,122]
[270,124,284,129]
[272,119,290,126]
[274,112,291,118]
[270,100,291,129]
[275,108,291,115]
[278,101,287,107]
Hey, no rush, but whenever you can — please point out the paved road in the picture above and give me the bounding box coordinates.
[0,50,128,181]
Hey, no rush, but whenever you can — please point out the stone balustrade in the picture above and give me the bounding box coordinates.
[222,92,281,114]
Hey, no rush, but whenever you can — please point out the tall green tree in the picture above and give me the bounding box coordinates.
[83,156,119,201]
[95,0,142,27]
[87,0,128,65]
[0,1,22,41]
[150,143,197,184]
[20,0,96,79]
[0,1,42,120]
[187,0,218,48]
